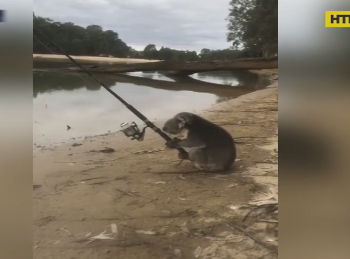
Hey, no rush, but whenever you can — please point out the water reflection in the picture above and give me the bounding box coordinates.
[33,73,115,98]
[193,70,270,90]
[33,70,268,99]
[33,61,271,146]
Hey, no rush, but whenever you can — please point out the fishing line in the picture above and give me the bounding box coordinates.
[33,27,187,157]
[33,35,94,87]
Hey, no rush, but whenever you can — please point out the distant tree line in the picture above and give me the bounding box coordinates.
[33,15,251,61]
[33,15,130,57]
[34,1,277,61]
[227,0,278,57]
[128,44,252,61]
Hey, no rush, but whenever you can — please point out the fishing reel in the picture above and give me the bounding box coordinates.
[120,121,148,141]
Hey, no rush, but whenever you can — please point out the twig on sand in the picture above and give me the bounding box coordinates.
[145,170,200,175]
[234,141,249,144]
[91,158,119,162]
[249,188,278,207]
[81,176,107,181]
[116,188,136,197]
[54,158,121,164]
[257,251,274,259]
[89,180,114,185]
[178,174,187,180]
[76,240,150,247]
[258,219,278,224]
[33,191,62,199]
[241,207,261,223]
[82,176,127,185]
[54,161,78,164]
[234,136,270,139]
[213,121,256,126]
[234,137,271,144]
[241,204,277,225]
[225,221,278,254]
[154,208,197,218]
[241,186,279,225]
[60,227,72,236]
[33,184,42,190]
[237,108,278,112]
[176,159,185,168]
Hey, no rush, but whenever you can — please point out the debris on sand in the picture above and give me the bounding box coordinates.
[72,143,82,147]
[60,227,72,236]
[135,230,157,235]
[99,147,115,153]
[33,184,41,190]
[194,246,202,258]
[85,224,119,243]
[111,223,118,235]
[249,187,278,207]
[132,149,164,154]
[154,181,167,185]
[36,216,56,226]
[174,248,182,258]
[89,231,114,240]
[90,147,115,153]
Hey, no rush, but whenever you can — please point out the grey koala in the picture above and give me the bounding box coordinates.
[162,112,236,172]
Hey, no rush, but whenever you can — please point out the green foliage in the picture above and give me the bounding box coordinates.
[33,16,130,57]
[199,48,246,60]
[143,44,158,59]
[34,15,260,61]
[131,46,249,61]
[227,0,278,57]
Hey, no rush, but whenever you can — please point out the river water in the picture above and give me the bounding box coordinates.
[33,60,270,146]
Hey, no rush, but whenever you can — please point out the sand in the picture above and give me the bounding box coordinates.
[33,71,278,259]
[33,54,160,63]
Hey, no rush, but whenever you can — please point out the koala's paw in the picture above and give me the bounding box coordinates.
[178,150,189,160]
[165,138,181,149]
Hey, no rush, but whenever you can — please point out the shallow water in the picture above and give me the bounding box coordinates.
[33,60,270,146]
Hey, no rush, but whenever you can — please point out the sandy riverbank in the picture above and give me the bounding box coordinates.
[33,54,160,63]
[33,72,278,259]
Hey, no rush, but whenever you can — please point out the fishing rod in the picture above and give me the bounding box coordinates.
[33,27,187,157]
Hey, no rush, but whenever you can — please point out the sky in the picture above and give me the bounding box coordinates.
[33,0,232,52]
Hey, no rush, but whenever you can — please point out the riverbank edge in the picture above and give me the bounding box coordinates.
[33,74,276,158]
[33,69,277,153]
[34,70,278,259]
[33,54,160,63]
[33,69,278,180]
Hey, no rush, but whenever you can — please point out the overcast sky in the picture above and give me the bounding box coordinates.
[33,0,232,52]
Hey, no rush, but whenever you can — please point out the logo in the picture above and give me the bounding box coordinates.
[325,11,350,27]
[0,10,5,22]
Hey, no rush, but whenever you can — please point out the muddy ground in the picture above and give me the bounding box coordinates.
[33,72,278,259]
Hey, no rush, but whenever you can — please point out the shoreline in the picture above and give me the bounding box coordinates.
[34,70,278,259]
[33,69,277,152]
[33,54,160,63]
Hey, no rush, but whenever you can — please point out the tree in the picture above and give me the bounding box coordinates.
[33,16,131,57]
[158,47,173,60]
[34,14,272,61]
[144,44,156,52]
[143,44,158,59]
[199,48,211,60]
[227,0,278,57]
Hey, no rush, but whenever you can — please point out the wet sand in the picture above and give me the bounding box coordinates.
[33,70,278,259]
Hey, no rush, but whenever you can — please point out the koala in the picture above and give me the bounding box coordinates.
[162,112,236,172]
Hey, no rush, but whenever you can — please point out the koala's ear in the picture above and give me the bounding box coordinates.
[177,112,194,125]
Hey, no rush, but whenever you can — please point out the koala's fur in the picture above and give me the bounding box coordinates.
[162,112,236,172]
